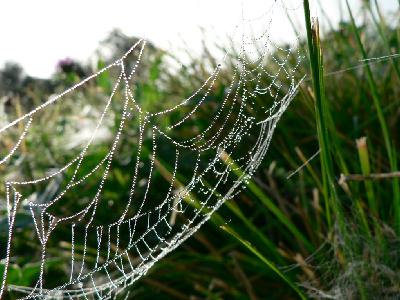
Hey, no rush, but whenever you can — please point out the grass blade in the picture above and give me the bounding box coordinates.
[303,0,343,231]
[346,0,400,233]
[220,225,307,300]
[220,151,314,252]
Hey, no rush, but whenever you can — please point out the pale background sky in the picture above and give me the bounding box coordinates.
[0,0,397,78]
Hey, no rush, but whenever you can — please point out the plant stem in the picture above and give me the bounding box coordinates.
[346,0,400,233]
[303,0,342,231]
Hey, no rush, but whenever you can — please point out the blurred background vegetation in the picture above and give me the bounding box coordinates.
[1,1,400,299]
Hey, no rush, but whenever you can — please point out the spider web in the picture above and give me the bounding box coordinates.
[0,1,304,299]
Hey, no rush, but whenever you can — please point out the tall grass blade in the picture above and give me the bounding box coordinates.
[221,151,314,252]
[303,0,342,231]
[220,225,308,300]
[346,0,400,233]
[369,0,400,81]
[356,137,377,215]
[153,155,283,262]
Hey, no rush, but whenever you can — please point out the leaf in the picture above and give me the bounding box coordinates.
[0,213,33,234]
[18,263,41,286]
[96,59,112,93]
[149,54,163,82]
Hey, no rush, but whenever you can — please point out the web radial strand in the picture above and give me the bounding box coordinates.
[0,1,304,299]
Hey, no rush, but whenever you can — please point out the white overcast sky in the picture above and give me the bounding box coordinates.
[0,0,397,78]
